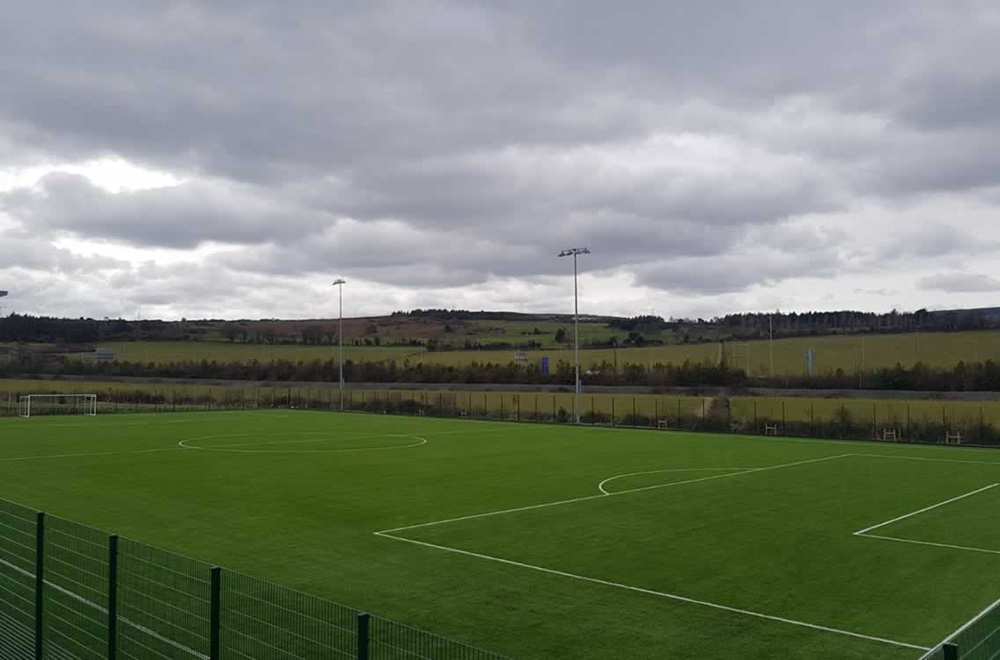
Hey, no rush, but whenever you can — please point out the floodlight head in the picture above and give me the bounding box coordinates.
[558,247,591,257]
[0,290,7,298]
[332,279,346,286]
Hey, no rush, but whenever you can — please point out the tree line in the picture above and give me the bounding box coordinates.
[6,351,1000,392]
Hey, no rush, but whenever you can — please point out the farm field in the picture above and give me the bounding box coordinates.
[93,341,417,364]
[67,330,1000,376]
[1,411,999,658]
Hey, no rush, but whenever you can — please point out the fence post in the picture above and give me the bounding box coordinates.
[357,612,370,660]
[34,512,44,660]
[943,642,958,660]
[210,567,222,660]
[108,535,119,660]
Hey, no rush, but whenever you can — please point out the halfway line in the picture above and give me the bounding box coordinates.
[379,454,851,535]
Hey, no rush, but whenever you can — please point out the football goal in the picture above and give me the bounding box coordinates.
[18,394,98,418]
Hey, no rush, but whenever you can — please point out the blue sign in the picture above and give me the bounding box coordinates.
[541,356,549,375]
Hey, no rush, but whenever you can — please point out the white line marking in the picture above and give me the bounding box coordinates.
[374,532,929,652]
[854,453,1000,467]
[857,534,1000,556]
[598,467,761,495]
[181,431,419,449]
[379,454,851,535]
[0,447,184,463]
[177,433,428,454]
[854,483,999,536]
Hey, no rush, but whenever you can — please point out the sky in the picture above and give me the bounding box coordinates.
[1,1,999,321]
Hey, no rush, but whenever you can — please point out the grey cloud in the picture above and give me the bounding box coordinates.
[2,173,327,248]
[918,272,1000,293]
[2,1,1000,316]
[874,224,999,261]
[0,234,125,273]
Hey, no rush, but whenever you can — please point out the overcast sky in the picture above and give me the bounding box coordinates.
[2,1,999,321]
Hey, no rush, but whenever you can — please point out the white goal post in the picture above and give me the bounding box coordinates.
[18,394,98,418]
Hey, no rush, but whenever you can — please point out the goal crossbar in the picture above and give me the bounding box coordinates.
[18,394,98,418]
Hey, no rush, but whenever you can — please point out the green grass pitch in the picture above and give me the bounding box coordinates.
[1,411,999,659]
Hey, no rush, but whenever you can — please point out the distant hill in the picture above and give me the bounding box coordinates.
[3,305,999,348]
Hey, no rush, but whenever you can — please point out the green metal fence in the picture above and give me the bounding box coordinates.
[0,499,510,660]
[920,595,1000,660]
[4,384,1000,446]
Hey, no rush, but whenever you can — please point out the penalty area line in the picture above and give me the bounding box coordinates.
[854,483,999,536]
[374,531,930,653]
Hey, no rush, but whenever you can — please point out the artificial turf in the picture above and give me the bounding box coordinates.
[1,410,999,659]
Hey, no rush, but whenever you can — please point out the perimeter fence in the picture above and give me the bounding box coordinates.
[920,595,1000,660]
[0,498,510,660]
[2,384,1000,446]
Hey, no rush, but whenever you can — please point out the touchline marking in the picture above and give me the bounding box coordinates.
[854,453,1000,467]
[379,454,851,535]
[857,534,1000,556]
[0,447,184,463]
[374,532,929,652]
[178,433,428,454]
[854,483,999,536]
[598,467,761,495]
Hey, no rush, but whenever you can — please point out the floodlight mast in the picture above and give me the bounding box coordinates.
[558,247,590,423]
[332,279,346,409]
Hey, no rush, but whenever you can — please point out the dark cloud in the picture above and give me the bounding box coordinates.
[1,1,999,317]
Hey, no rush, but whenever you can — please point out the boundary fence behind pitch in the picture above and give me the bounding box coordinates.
[0,498,510,660]
[2,384,1000,446]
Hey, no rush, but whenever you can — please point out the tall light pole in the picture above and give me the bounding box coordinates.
[558,247,590,423]
[332,279,346,409]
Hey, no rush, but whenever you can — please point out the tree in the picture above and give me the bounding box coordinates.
[554,328,567,343]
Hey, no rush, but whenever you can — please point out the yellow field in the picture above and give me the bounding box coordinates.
[96,341,416,363]
[79,330,1000,376]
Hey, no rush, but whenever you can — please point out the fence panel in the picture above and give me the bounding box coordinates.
[947,597,1000,660]
[0,500,37,659]
[370,615,509,660]
[221,572,357,660]
[42,516,108,660]
[117,538,212,660]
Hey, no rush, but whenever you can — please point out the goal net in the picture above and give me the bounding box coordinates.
[18,394,98,418]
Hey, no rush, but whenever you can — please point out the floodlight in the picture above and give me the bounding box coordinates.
[332,279,347,408]
[557,247,591,423]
